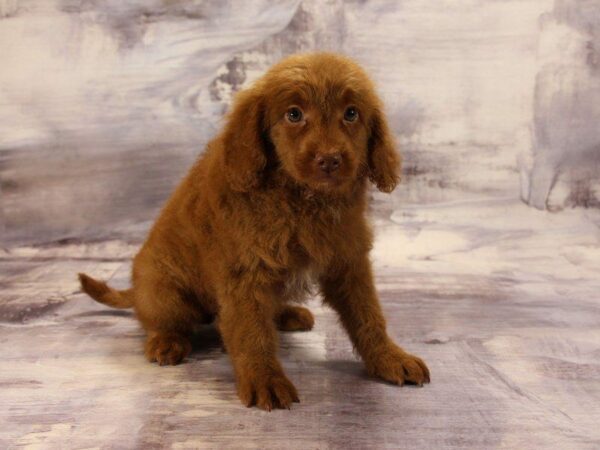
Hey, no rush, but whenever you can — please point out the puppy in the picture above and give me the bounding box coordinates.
[79,53,430,410]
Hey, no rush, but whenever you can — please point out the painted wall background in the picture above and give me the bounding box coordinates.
[1,0,599,245]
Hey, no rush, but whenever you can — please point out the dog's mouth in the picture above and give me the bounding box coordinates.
[307,171,353,192]
[314,171,341,184]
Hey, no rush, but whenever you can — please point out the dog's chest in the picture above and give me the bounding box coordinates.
[251,189,352,290]
[277,218,341,302]
[288,204,344,263]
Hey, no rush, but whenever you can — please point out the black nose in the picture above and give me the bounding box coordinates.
[316,153,342,174]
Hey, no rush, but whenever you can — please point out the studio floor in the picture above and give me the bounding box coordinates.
[1,198,600,449]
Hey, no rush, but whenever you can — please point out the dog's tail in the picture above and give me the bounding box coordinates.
[78,273,134,309]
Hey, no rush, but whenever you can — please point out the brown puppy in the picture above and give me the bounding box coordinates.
[79,53,430,410]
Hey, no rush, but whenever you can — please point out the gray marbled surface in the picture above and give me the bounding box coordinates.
[1,198,600,448]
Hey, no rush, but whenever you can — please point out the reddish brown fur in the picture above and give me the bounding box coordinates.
[79,53,429,410]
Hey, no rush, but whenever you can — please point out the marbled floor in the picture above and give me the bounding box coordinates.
[1,198,600,449]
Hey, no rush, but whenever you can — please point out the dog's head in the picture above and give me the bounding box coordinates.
[221,53,400,194]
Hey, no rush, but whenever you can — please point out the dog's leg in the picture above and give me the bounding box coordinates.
[218,286,299,410]
[320,255,430,386]
[135,278,200,366]
[276,305,314,331]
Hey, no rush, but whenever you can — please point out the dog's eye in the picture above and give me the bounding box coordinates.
[286,107,304,123]
[344,106,358,122]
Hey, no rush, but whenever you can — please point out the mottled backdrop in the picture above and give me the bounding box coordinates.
[1,0,599,245]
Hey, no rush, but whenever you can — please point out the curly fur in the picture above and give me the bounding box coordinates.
[79,53,429,410]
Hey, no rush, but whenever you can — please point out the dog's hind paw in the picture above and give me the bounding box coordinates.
[144,332,192,366]
[276,305,314,332]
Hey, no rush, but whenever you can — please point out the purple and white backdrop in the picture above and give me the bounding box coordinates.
[1,0,598,245]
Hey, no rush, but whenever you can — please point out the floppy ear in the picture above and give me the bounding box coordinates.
[367,107,401,193]
[222,88,268,191]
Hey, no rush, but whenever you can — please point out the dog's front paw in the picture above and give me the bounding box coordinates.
[367,345,430,386]
[237,369,300,411]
